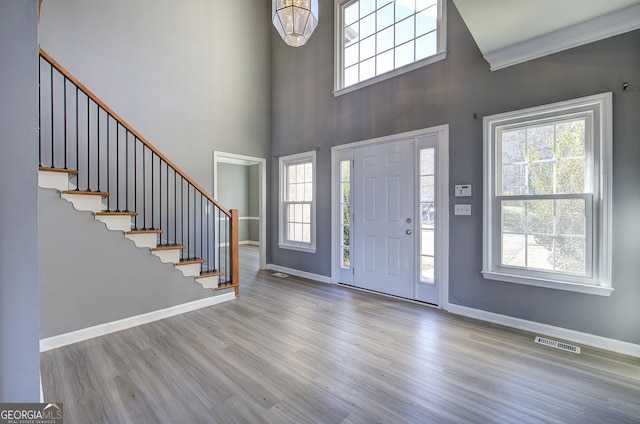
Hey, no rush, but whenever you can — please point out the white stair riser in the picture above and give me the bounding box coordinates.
[125,233,159,249]
[38,171,70,192]
[61,193,105,213]
[196,275,220,289]
[152,249,181,264]
[176,263,201,277]
[95,215,133,232]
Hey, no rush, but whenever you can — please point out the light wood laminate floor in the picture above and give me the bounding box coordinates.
[41,246,640,423]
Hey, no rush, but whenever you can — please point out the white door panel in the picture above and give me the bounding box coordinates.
[353,139,414,298]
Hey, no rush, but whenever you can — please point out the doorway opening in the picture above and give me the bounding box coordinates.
[213,151,267,270]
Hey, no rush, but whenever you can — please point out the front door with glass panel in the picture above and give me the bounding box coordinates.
[353,139,415,298]
[338,129,447,305]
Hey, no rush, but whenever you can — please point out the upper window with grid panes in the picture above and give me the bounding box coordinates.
[334,0,446,95]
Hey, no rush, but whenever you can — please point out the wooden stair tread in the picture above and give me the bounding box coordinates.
[177,258,205,265]
[62,190,110,197]
[152,245,186,251]
[95,211,138,216]
[215,282,239,291]
[198,271,223,278]
[39,167,78,175]
[127,229,163,234]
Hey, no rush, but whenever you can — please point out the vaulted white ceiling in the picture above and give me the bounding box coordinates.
[452,0,640,70]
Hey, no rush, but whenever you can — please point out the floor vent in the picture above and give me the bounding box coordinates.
[534,336,581,354]
[272,272,289,278]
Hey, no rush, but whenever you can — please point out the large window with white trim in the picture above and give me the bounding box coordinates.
[335,0,446,94]
[279,151,317,253]
[482,93,613,296]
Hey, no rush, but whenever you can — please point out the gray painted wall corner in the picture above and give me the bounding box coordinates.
[0,0,40,402]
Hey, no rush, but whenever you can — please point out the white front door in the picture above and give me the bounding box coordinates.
[353,139,415,298]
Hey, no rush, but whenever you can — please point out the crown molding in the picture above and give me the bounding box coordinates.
[485,4,640,71]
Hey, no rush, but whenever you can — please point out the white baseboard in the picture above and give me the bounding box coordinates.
[447,303,640,358]
[266,263,332,284]
[40,293,236,352]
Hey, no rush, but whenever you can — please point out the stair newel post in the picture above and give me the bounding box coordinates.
[230,209,239,296]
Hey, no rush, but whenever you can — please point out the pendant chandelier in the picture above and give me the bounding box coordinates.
[272,0,319,47]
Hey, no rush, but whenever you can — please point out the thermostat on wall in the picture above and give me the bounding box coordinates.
[455,184,472,197]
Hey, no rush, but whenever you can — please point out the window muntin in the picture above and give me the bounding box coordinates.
[336,0,445,94]
[279,151,316,252]
[483,93,612,295]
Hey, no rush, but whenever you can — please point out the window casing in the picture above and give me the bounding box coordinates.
[482,93,613,296]
[334,0,447,96]
[279,151,317,253]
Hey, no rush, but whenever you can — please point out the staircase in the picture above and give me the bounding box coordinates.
[38,49,239,296]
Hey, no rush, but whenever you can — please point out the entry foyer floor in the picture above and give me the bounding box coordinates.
[41,246,640,423]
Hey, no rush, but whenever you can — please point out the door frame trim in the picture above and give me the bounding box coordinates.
[330,124,450,309]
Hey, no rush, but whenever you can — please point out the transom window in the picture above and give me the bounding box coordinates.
[335,0,446,95]
[483,93,613,296]
[279,151,317,253]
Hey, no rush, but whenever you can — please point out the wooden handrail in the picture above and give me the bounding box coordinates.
[38,48,231,217]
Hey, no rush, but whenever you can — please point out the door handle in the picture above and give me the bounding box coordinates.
[405,229,412,235]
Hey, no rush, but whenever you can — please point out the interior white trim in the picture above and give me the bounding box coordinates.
[267,263,333,285]
[485,3,640,71]
[213,150,267,270]
[447,303,640,359]
[40,293,236,352]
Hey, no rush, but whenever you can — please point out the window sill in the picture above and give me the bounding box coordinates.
[481,270,613,297]
[278,243,316,254]
[333,51,447,97]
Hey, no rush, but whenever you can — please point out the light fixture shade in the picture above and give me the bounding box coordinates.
[272,0,318,47]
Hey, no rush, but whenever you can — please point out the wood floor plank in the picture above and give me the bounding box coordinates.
[41,246,640,423]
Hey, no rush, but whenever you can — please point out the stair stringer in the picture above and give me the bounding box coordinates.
[38,187,234,340]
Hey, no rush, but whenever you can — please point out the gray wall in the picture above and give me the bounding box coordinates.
[0,0,40,401]
[39,189,220,338]
[39,0,270,195]
[269,1,640,344]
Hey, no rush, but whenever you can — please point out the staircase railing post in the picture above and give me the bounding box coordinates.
[230,209,239,296]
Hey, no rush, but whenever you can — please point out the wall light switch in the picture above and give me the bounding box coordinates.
[454,204,471,216]
[455,184,472,197]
